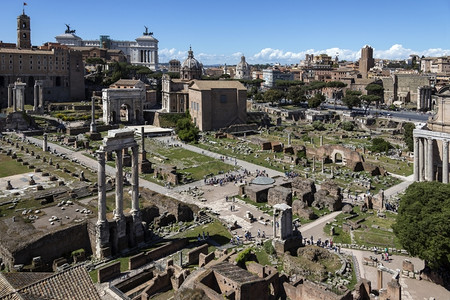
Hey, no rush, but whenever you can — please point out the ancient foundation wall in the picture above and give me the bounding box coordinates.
[199,251,215,267]
[98,261,121,283]
[187,243,208,265]
[11,222,92,267]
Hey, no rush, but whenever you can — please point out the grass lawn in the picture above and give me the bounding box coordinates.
[172,219,232,246]
[0,154,32,178]
[253,247,271,266]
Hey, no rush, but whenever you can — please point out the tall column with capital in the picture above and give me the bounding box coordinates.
[97,151,107,222]
[115,150,124,219]
[131,146,139,214]
[427,138,434,181]
[443,140,449,184]
[413,137,419,181]
[96,150,110,258]
[131,145,144,244]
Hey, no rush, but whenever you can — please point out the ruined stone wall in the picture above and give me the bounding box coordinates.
[268,186,292,206]
[146,239,188,262]
[98,261,121,283]
[187,243,208,265]
[11,222,92,267]
[284,280,352,300]
[199,251,215,267]
[141,268,173,299]
[142,190,197,222]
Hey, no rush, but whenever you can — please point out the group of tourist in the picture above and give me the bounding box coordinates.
[285,171,299,178]
[304,235,339,252]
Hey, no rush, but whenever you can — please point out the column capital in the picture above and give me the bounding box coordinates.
[427,137,434,144]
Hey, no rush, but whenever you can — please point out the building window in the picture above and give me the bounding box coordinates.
[220,95,227,103]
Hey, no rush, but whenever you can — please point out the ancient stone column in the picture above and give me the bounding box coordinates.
[413,137,419,182]
[427,138,434,181]
[287,132,291,146]
[131,146,139,214]
[90,96,97,133]
[419,138,424,181]
[97,151,107,222]
[141,127,146,157]
[33,82,39,111]
[114,150,124,219]
[443,140,449,184]
[12,88,17,112]
[377,268,383,290]
[320,135,323,146]
[312,156,316,172]
[16,84,25,111]
[7,84,13,108]
[273,212,277,238]
[43,133,48,152]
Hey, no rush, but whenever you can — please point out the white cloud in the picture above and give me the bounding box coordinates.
[158,45,450,65]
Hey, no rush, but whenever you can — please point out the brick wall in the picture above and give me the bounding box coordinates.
[187,243,208,265]
[98,261,121,283]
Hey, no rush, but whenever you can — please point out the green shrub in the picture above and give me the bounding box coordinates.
[341,121,355,131]
[235,248,253,267]
[263,240,275,255]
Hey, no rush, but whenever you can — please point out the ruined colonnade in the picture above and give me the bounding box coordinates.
[413,130,450,183]
[96,129,143,258]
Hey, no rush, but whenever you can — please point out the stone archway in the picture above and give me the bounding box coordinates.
[331,149,346,165]
[120,103,131,123]
[102,88,144,125]
[334,152,343,164]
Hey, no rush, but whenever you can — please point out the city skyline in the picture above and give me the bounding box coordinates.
[1,0,449,65]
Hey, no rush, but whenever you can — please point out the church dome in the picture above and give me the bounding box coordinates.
[181,47,201,70]
[236,55,249,70]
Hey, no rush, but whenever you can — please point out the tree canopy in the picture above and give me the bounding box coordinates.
[403,122,415,151]
[369,137,392,153]
[393,182,450,270]
[175,112,199,143]
[263,89,285,105]
[287,85,307,104]
[342,90,361,110]
[308,93,325,108]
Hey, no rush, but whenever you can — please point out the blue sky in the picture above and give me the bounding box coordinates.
[1,0,449,65]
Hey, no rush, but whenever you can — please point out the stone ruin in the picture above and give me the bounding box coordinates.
[308,144,386,175]
[96,129,144,258]
[291,177,343,220]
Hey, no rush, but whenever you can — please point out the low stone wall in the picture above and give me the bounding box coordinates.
[8,222,92,269]
[98,261,121,283]
[128,239,188,270]
[187,243,208,265]
[129,252,147,270]
[147,239,188,262]
[141,268,174,299]
[199,251,215,267]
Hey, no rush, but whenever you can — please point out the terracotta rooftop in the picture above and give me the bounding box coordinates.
[0,266,100,300]
[190,80,246,91]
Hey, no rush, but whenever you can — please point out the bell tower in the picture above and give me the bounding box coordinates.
[17,13,31,48]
